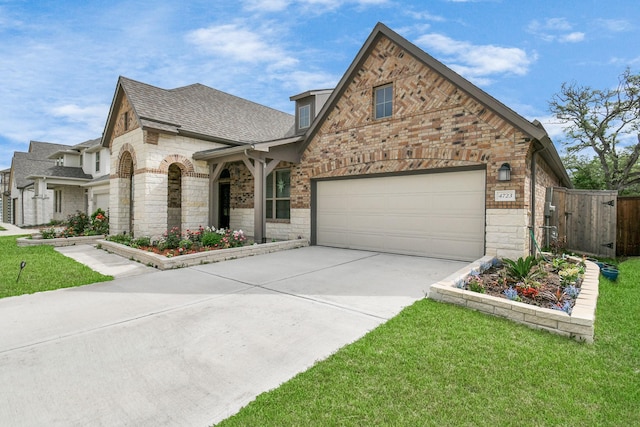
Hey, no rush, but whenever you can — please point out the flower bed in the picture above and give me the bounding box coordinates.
[99,238,309,270]
[428,254,599,343]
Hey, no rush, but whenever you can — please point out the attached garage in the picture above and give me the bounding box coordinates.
[313,169,486,261]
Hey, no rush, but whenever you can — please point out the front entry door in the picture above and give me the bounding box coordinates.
[218,182,230,229]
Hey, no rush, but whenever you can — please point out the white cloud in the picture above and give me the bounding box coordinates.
[416,33,535,84]
[276,70,339,92]
[559,32,585,43]
[50,104,109,128]
[186,23,298,69]
[242,0,291,12]
[407,10,446,22]
[527,18,585,43]
[596,19,633,33]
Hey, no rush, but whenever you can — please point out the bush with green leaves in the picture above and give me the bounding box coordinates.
[201,231,223,247]
[90,208,109,235]
[502,255,543,282]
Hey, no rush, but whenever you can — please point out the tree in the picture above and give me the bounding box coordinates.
[549,69,640,193]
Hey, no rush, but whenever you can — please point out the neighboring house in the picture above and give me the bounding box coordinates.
[9,141,73,226]
[102,76,295,238]
[1,168,10,222]
[105,23,570,261]
[8,139,109,226]
[43,138,111,221]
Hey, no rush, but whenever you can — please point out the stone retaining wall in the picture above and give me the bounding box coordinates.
[428,255,598,343]
[99,239,309,270]
[17,235,106,247]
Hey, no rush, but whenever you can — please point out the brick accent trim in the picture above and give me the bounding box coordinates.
[112,143,138,178]
[159,154,194,173]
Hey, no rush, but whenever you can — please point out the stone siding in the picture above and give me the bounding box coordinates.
[109,116,222,239]
[485,209,529,259]
[230,208,310,242]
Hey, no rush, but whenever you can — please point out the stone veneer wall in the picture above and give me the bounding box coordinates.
[109,125,220,240]
[230,208,311,241]
[428,255,598,343]
[485,209,529,260]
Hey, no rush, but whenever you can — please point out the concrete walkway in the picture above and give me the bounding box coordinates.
[0,245,467,426]
[55,244,156,278]
[0,222,39,236]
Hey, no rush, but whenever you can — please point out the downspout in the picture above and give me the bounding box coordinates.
[20,188,24,226]
[530,144,548,257]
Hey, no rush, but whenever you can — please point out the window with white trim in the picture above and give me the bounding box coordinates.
[299,104,310,129]
[95,151,100,173]
[266,169,290,220]
[374,84,393,119]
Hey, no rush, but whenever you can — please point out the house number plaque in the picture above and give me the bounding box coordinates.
[495,190,516,201]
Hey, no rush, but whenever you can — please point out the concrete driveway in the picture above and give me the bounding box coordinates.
[0,246,467,426]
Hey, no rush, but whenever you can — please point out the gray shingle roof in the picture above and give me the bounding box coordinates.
[119,77,295,143]
[12,142,72,189]
[11,141,93,188]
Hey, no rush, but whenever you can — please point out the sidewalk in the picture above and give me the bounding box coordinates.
[0,222,39,236]
[1,223,154,278]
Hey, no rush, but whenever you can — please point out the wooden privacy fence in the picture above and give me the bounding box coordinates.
[617,196,640,257]
[550,188,618,258]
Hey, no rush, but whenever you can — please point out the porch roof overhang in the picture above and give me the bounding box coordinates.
[193,135,304,163]
[26,175,91,187]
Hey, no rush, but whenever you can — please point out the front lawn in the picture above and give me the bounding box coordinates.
[218,258,640,426]
[0,235,112,299]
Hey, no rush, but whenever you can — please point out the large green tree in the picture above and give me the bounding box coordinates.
[550,69,640,193]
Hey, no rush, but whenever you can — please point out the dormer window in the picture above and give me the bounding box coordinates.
[299,104,310,129]
[55,157,64,166]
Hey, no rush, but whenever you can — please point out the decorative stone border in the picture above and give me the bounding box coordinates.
[428,255,599,343]
[98,239,310,270]
[17,235,106,247]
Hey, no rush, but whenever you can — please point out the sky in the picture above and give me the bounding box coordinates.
[1,0,638,171]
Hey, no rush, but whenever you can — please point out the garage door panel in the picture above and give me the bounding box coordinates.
[316,170,485,261]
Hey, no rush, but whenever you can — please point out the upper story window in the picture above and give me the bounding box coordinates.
[123,111,129,131]
[95,151,100,173]
[79,153,83,168]
[374,84,393,119]
[55,157,64,166]
[299,104,311,129]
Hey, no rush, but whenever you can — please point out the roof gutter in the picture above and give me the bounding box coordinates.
[193,135,303,161]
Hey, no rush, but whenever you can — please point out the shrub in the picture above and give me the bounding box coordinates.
[201,231,223,247]
[65,211,90,236]
[220,228,247,249]
[90,209,109,235]
[40,227,57,239]
[179,239,193,250]
[161,227,182,250]
[130,236,151,248]
[107,233,132,245]
[502,255,542,281]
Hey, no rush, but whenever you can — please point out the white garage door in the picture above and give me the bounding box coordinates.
[315,169,485,261]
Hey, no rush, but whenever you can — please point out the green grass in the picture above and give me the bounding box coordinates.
[0,235,112,299]
[218,258,640,426]
[0,225,6,231]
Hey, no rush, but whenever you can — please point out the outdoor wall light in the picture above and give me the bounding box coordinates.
[498,163,511,181]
